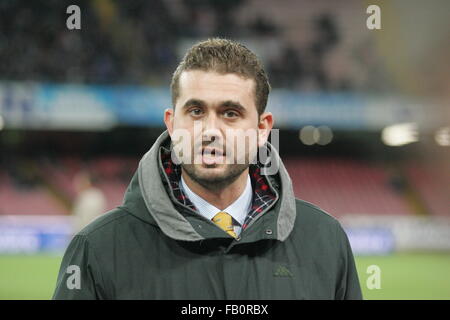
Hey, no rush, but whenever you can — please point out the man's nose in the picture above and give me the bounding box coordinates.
[202,114,222,144]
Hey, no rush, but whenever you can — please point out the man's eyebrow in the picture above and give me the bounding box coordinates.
[181,99,206,109]
[219,100,247,113]
[181,99,247,113]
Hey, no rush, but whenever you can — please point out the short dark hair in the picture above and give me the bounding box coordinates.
[170,38,271,115]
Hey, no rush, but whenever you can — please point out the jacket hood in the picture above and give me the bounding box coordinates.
[121,130,296,242]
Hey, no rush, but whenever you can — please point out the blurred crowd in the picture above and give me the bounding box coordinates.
[0,0,386,91]
[2,151,449,218]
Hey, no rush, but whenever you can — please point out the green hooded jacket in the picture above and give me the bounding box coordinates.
[53,131,362,300]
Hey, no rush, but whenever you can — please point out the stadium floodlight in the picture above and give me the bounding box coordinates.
[435,126,450,146]
[316,126,333,145]
[299,126,316,145]
[299,125,333,146]
[381,122,419,146]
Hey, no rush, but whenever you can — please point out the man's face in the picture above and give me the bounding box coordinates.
[164,70,272,189]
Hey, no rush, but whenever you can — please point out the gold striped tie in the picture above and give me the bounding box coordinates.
[212,211,237,238]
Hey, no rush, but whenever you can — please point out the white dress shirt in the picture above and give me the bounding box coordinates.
[180,174,253,236]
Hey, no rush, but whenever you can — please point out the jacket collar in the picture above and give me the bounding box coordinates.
[130,130,296,242]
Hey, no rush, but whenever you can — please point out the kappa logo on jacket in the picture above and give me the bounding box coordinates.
[273,265,294,278]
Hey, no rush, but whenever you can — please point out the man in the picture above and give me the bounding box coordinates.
[53,38,362,299]
[71,171,106,234]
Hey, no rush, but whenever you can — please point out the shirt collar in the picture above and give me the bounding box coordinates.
[180,174,253,227]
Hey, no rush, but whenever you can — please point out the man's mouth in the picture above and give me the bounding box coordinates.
[201,147,225,165]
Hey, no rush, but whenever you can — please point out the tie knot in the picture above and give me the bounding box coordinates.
[212,211,237,238]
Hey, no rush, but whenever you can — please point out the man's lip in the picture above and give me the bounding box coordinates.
[201,147,225,156]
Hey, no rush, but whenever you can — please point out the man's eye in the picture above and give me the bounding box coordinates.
[189,108,203,116]
[224,110,239,118]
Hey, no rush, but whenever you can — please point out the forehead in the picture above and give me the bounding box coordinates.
[177,70,256,108]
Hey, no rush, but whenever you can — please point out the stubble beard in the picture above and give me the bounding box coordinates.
[181,162,249,191]
[174,131,260,191]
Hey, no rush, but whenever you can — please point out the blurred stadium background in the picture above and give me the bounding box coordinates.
[0,0,449,299]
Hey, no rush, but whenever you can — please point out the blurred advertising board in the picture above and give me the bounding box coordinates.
[0,82,438,131]
[344,227,395,255]
[1,214,449,254]
[0,215,72,254]
[341,215,450,252]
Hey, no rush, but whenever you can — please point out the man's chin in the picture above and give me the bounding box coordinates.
[185,163,228,180]
[182,163,248,188]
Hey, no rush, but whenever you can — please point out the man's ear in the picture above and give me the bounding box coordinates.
[164,108,174,137]
[257,112,274,147]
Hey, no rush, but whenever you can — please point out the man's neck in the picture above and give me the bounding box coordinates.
[181,169,249,210]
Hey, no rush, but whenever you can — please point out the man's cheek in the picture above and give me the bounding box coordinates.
[228,135,258,165]
[170,128,196,165]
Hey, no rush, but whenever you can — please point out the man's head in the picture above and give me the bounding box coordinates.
[164,38,274,190]
[171,38,271,115]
